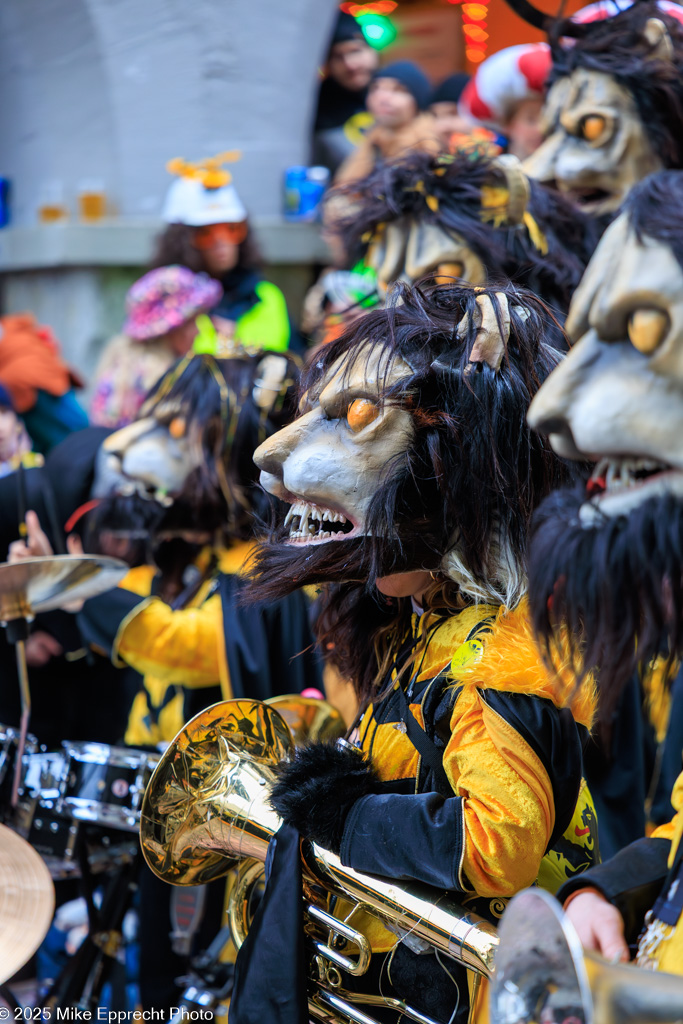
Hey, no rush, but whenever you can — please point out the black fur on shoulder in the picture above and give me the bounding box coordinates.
[270,743,380,854]
[528,483,683,719]
[334,150,598,328]
[549,2,683,171]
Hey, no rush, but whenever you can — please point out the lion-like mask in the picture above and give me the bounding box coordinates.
[333,152,595,333]
[249,281,568,608]
[524,4,683,216]
[92,351,296,538]
[527,170,683,698]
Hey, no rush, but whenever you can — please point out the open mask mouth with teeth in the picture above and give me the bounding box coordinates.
[284,500,358,544]
[581,457,683,522]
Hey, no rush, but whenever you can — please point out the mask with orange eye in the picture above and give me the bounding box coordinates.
[627,308,669,355]
[346,398,380,433]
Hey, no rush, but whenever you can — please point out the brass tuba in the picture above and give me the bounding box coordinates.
[140,698,499,1024]
[491,887,683,1024]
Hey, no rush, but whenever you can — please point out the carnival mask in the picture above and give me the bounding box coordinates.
[254,344,414,544]
[524,68,661,216]
[528,201,683,520]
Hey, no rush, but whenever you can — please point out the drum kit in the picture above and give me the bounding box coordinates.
[0,550,153,1008]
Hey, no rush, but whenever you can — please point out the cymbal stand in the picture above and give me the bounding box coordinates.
[4,616,31,808]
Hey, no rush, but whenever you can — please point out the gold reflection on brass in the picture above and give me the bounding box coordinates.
[140,696,499,1024]
[265,695,346,745]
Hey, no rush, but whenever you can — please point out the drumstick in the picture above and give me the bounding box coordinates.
[16,462,27,540]
[11,636,30,807]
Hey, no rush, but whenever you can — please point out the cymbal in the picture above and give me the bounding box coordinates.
[0,555,128,621]
[0,822,54,984]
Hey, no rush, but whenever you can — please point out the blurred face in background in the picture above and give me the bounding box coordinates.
[368,78,418,129]
[164,318,201,358]
[193,221,247,276]
[327,39,379,92]
[430,102,472,147]
[506,97,544,161]
[0,407,18,460]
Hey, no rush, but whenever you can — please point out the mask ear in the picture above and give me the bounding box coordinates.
[492,155,531,226]
[253,355,290,411]
[643,17,674,60]
[467,291,511,373]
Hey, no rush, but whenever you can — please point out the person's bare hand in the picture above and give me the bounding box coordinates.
[8,510,54,562]
[565,890,629,962]
[25,631,63,667]
[67,533,84,556]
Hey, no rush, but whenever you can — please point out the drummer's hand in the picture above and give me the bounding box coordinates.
[8,510,54,562]
[25,631,63,667]
[564,889,630,963]
[67,533,84,556]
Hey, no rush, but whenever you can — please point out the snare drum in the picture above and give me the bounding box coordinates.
[58,742,159,832]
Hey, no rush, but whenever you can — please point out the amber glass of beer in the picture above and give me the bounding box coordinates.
[38,181,69,223]
[78,179,107,222]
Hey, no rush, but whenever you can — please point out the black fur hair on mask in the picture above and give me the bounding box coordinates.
[549,3,683,172]
[529,485,683,719]
[333,150,598,336]
[246,279,575,704]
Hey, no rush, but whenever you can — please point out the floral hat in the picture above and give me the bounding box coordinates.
[124,266,223,342]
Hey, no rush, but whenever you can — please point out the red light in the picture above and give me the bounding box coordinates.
[340,1,397,13]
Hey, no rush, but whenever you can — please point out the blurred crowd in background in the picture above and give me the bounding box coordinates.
[0,9,551,471]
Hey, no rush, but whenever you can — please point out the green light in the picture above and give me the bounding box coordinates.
[356,13,397,49]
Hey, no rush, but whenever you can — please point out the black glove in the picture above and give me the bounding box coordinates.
[269,742,380,854]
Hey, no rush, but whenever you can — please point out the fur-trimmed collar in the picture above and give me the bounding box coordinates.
[416,600,595,729]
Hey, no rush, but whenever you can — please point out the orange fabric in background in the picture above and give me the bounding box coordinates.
[0,314,82,412]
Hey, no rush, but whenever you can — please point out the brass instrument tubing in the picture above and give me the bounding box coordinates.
[307,904,372,976]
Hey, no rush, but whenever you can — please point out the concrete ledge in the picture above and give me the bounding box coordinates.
[0,218,330,271]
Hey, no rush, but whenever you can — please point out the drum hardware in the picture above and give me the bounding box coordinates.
[0,553,127,811]
[42,840,140,1012]
[140,699,499,1024]
[57,742,160,834]
[169,923,235,1024]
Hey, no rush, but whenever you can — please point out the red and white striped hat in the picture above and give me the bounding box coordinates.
[569,0,683,24]
[459,43,551,132]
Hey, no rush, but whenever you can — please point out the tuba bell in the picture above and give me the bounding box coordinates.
[491,886,683,1024]
[139,698,499,1024]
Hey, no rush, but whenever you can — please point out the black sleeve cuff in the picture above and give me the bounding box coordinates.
[556,836,671,943]
[76,588,143,658]
[339,792,465,890]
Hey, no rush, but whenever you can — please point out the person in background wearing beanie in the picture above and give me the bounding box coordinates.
[0,384,43,478]
[150,153,297,352]
[459,42,551,161]
[90,266,222,429]
[429,71,472,147]
[335,60,441,185]
[312,12,379,174]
